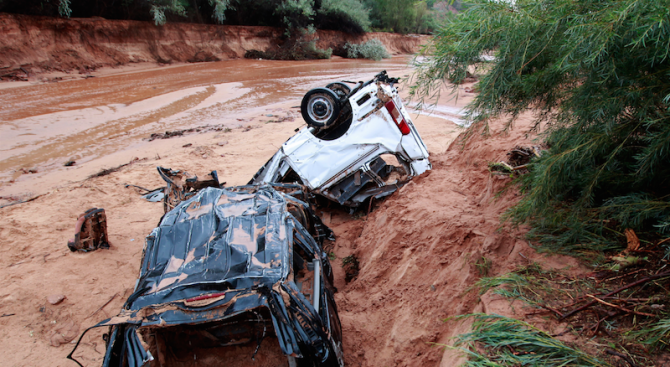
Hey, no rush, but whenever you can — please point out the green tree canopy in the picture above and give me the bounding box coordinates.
[413,0,670,252]
[364,0,438,33]
[0,0,373,33]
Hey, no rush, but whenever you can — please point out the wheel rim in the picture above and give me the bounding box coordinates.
[307,94,334,123]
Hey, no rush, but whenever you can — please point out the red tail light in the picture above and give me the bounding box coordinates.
[384,101,411,135]
[185,292,226,302]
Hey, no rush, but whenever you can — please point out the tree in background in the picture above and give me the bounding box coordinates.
[0,0,452,34]
[0,0,373,33]
[413,0,670,253]
[0,0,73,17]
[143,0,230,25]
[316,0,371,34]
[275,0,315,31]
[363,0,444,34]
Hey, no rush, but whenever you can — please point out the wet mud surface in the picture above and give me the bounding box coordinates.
[1,57,460,199]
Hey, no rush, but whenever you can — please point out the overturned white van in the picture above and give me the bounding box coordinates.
[250,71,431,207]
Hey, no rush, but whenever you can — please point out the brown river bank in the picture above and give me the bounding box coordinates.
[0,12,427,79]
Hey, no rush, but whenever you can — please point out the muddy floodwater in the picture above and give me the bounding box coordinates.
[0,56,466,199]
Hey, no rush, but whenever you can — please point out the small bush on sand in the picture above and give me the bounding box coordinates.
[344,39,390,61]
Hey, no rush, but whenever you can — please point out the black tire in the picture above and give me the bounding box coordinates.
[301,88,341,129]
[326,82,351,100]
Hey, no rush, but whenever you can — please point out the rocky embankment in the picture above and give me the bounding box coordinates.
[0,13,428,79]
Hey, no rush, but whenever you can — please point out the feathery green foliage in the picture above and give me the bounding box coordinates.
[57,0,71,17]
[0,0,445,34]
[450,314,609,366]
[344,39,390,60]
[149,0,185,25]
[474,263,546,296]
[412,0,670,253]
[208,0,230,23]
[364,0,438,34]
[630,317,670,351]
[148,0,229,25]
[276,0,315,30]
[470,262,594,308]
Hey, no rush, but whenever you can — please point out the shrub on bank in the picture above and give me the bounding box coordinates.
[245,27,332,61]
[344,39,390,61]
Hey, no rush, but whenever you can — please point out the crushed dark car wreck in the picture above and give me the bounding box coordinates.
[249,71,431,207]
[69,184,343,367]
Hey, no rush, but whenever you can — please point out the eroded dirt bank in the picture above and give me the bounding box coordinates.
[327,115,583,367]
[0,12,427,77]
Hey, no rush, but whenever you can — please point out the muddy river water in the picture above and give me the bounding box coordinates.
[0,56,466,199]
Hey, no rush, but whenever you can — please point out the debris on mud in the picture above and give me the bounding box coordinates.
[87,157,145,179]
[157,166,221,212]
[67,208,110,252]
[0,66,30,81]
[342,254,360,283]
[19,168,38,174]
[507,145,542,167]
[140,188,164,202]
[265,111,297,123]
[0,193,45,209]
[489,145,543,175]
[64,160,76,167]
[146,124,231,141]
[475,257,670,366]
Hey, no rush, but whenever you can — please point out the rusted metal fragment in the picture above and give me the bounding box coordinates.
[157,166,221,213]
[67,208,109,252]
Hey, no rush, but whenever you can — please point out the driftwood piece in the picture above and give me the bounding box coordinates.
[585,295,656,318]
[539,304,564,318]
[560,271,670,319]
[605,349,639,367]
[657,237,670,246]
[0,194,45,209]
